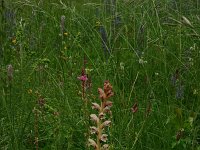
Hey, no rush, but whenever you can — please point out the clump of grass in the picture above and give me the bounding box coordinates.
[88,80,114,150]
[1,0,200,149]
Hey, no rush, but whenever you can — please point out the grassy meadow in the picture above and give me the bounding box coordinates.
[1,0,200,149]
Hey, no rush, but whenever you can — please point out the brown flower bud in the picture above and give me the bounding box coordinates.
[104,81,114,98]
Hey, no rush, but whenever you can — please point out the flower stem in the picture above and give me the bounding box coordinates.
[96,100,104,150]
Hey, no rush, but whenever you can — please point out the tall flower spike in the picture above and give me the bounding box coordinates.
[89,80,113,150]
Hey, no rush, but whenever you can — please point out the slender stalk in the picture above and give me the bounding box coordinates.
[96,100,104,150]
[34,108,39,150]
[96,120,101,150]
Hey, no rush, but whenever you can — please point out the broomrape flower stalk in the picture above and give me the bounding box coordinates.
[88,80,114,150]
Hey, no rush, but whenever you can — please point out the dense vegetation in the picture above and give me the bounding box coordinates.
[1,0,200,149]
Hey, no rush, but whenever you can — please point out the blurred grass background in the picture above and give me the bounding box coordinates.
[1,0,200,149]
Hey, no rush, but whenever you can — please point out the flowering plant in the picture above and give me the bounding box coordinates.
[88,81,114,150]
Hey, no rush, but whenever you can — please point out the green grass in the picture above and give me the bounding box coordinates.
[1,0,200,149]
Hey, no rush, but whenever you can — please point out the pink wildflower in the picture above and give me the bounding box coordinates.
[77,75,88,81]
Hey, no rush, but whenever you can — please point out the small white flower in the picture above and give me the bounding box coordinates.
[100,134,108,142]
[91,103,100,110]
[99,112,105,120]
[90,114,99,123]
[102,144,109,150]
[88,139,97,148]
[90,126,98,134]
[101,120,111,128]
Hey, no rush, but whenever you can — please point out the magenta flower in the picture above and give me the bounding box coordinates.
[77,75,88,81]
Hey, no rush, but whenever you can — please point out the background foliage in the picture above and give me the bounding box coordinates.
[1,0,200,149]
